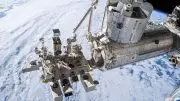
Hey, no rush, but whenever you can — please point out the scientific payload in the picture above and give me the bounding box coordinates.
[22,0,180,101]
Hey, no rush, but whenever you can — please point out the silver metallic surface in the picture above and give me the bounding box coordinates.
[106,0,153,43]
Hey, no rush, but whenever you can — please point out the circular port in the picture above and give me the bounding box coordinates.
[83,75,89,80]
[72,76,78,82]
[80,70,85,74]
[62,79,69,86]
[52,83,58,88]
[70,71,75,76]
[68,64,75,68]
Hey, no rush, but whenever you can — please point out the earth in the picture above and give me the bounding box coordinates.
[0,0,179,101]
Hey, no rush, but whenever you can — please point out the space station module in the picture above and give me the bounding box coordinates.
[107,0,153,43]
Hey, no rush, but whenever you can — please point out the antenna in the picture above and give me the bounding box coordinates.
[73,0,98,36]
[101,0,109,31]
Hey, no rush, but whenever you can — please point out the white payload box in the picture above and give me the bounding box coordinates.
[106,0,153,43]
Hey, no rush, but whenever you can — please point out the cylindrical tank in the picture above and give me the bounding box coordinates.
[107,1,153,43]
